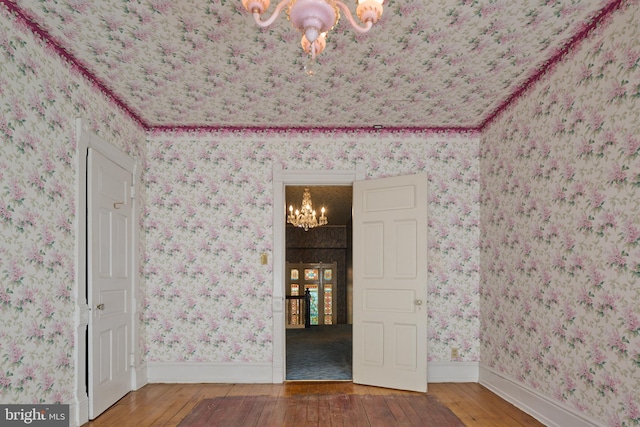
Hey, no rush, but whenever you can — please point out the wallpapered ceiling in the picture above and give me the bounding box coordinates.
[2,0,625,129]
[481,2,639,425]
[1,0,639,425]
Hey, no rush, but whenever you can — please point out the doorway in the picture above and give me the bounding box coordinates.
[284,186,353,380]
[271,166,364,383]
[75,119,141,425]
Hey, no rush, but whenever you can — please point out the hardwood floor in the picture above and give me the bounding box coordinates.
[83,382,544,427]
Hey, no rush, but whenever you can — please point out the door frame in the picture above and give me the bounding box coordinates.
[74,118,143,425]
[272,164,365,382]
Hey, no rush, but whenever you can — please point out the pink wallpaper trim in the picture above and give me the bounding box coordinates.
[1,0,626,133]
[480,0,626,129]
[0,0,148,129]
[148,126,481,137]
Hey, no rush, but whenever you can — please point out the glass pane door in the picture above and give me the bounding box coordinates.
[286,262,337,326]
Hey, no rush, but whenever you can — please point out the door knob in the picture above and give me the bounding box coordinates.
[96,303,105,310]
[414,300,423,306]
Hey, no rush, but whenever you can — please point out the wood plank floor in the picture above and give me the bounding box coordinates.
[82,382,544,427]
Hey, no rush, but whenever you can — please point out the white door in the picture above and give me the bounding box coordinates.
[352,173,428,392]
[88,148,133,418]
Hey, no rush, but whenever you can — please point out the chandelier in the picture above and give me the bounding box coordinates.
[287,188,328,231]
[241,0,385,61]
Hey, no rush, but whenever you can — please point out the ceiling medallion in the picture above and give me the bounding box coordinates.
[242,0,384,71]
[287,188,328,231]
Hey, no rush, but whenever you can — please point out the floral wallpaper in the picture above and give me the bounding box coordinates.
[2,0,637,426]
[142,132,481,364]
[480,1,640,426]
[5,0,618,129]
[0,3,146,405]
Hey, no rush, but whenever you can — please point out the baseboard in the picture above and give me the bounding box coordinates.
[479,364,603,427]
[427,361,479,383]
[133,361,149,390]
[69,394,88,427]
[146,361,478,385]
[146,362,273,383]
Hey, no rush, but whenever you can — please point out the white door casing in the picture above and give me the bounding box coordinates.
[88,148,134,418]
[352,173,428,392]
[272,164,364,382]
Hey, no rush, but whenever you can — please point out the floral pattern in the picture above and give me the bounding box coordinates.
[0,3,145,405]
[480,2,640,426]
[142,132,481,363]
[1,0,638,425]
[6,0,620,128]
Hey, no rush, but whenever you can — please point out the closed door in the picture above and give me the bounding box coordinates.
[352,173,428,392]
[88,148,133,418]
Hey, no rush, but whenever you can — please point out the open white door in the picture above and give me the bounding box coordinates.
[88,148,133,418]
[352,173,428,392]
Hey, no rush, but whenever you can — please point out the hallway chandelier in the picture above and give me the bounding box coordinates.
[241,0,384,60]
[287,188,328,231]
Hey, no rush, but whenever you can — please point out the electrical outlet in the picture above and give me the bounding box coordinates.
[451,347,459,359]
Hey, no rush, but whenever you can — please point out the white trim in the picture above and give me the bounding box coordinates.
[147,362,273,383]
[272,164,365,382]
[134,362,149,390]
[69,402,79,427]
[74,118,142,426]
[427,362,479,383]
[479,364,603,427]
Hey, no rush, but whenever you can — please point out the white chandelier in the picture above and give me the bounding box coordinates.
[241,0,385,60]
[287,188,328,231]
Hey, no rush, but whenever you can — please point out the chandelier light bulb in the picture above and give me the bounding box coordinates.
[287,188,328,231]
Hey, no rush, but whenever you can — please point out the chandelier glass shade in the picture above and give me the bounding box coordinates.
[242,0,384,59]
[287,188,328,231]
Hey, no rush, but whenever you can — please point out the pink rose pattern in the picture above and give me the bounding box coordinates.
[143,133,481,364]
[1,0,638,425]
[480,3,639,426]
[0,6,145,404]
[7,0,616,128]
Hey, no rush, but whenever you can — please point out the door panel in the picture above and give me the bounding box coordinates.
[363,322,384,365]
[88,148,133,419]
[353,173,428,392]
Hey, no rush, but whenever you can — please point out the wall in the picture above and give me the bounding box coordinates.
[143,132,481,364]
[0,4,146,407]
[479,2,640,425]
[287,225,348,324]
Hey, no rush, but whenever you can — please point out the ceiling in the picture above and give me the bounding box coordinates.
[5,0,619,131]
[286,186,353,226]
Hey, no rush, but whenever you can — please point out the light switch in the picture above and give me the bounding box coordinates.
[260,253,268,265]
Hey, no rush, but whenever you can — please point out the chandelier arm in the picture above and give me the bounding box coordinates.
[335,1,374,33]
[252,0,291,28]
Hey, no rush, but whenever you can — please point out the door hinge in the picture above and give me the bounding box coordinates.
[130,353,136,367]
[130,185,136,199]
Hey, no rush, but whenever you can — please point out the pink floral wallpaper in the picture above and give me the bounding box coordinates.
[0,4,145,404]
[480,2,640,426]
[1,0,638,424]
[5,0,616,129]
[142,132,481,363]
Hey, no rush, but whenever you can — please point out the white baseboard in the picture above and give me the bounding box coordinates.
[427,362,479,383]
[146,362,274,383]
[145,361,478,385]
[133,361,149,390]
[69,394,88,427]
[479,364,603,427]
